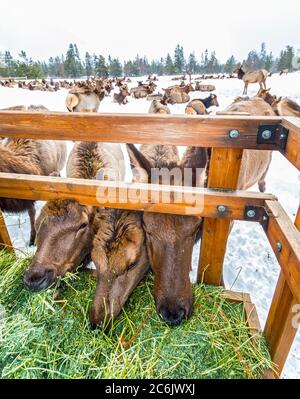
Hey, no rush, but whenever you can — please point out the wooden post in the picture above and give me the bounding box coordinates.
[264,205,300,376]
[0,210,14,253]
[198,148,243,285]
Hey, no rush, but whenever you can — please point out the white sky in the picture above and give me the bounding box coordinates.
[1,0,299,62]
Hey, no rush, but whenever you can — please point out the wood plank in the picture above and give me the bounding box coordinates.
[264,200,300,304]
[0,111,281,149]
[222,289,250,303]
[198,148,243,285]
[281,117,300,171]
[223,289,276,379]
[244,300,261,337]
[0,210,14,253]
[263,205,300,376]
[0,172,275,218]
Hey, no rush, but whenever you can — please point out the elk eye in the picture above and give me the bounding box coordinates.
[127,261,137,271]
[79,222,88,230]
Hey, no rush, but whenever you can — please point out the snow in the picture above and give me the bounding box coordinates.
[0,72,299,378]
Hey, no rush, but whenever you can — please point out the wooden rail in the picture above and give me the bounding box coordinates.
[0,111,299,378]
[0,111,282,149]
[0,172,275,218]
[198,148,243,285]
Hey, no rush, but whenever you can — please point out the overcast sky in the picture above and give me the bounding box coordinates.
[1,0,299,62]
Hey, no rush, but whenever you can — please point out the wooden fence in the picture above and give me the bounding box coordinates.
[0,110,299,378]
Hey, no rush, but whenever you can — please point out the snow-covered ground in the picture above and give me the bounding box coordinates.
[0,72,299,378]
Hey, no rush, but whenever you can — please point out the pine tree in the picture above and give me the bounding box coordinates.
[259,42,267,68]
[265,52,274,72]
[224,55,237,73]
[277,46,295,71]
[174,44,185,74]
[65,44,78,77]
[245,50,260,70]
[85,52,93,77]
[187,52,198,74]
[94,55,108,77]
[164,53,175,75]
[206,51,220,73]
[108,57,123,77]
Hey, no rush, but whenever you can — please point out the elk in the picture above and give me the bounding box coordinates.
[194,82,216,92]
[66,81,105,112]
[0,106,66,245]
[24,141,149,329]
[113,85,130,105]
[127,96,275,326]
[146,92,163,101]
[234,66,269,95]
[163,83,194,104]
[126,144,208,326]
[130,82,157,99]
[256,88,300,117]
[279,69,289,76]
[148,99,171,114]
[256,88,277,106]
[185,94,219,115]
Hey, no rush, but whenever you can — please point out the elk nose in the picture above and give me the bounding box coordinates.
[158,305,186,326]
[24,267,56,292]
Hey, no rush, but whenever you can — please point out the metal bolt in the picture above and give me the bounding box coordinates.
[246,209,256,218]
[261,129,272,140]
[229,129,240,139]
[217,205,227,213]
[276,241,282,253]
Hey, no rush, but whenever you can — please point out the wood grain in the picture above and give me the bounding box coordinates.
[0,172,275,218]
[0,210,14,253]
[281,117,300,171]
[0,111,282,148]
[263,205,300,376]
[198,148,243,285]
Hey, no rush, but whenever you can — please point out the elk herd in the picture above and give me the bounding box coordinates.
[0,67,299,330]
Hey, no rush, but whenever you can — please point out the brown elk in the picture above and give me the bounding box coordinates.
[146,93,163,101]
[66,81,105,112]
[148,99,171,114]
[127,96,275,326]
[185,94,219,115]
[0,106,66,245]
[256,88,300,117]
[24,141,149,329]
[234,66,269,95]
[279,69,289,76]
[256,88,276,106]
[163,83,194,104]
[194,82,216,92]
[113,85,130,105]
[126,144,207,326]
[130,81,157,99]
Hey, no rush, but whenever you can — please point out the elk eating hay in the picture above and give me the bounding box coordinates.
[0,251,274,379]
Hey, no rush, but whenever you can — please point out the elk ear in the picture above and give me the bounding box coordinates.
[65,93,79,112]
[126,144,154,183]
[266,88,271,92]
[180,146,208,187]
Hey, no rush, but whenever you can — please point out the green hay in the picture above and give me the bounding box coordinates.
[0,250,274,379]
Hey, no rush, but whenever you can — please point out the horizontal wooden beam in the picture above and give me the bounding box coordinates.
[0,111,282,149]
[264,200,300,304]
[0,173,275,218]
[281,117,300,171]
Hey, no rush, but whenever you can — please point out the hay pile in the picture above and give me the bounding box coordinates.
[0,251,274,379]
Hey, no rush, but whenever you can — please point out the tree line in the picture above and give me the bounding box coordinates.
[0,42,298,79]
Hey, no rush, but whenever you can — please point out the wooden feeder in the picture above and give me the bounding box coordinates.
[0,111,299,378]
